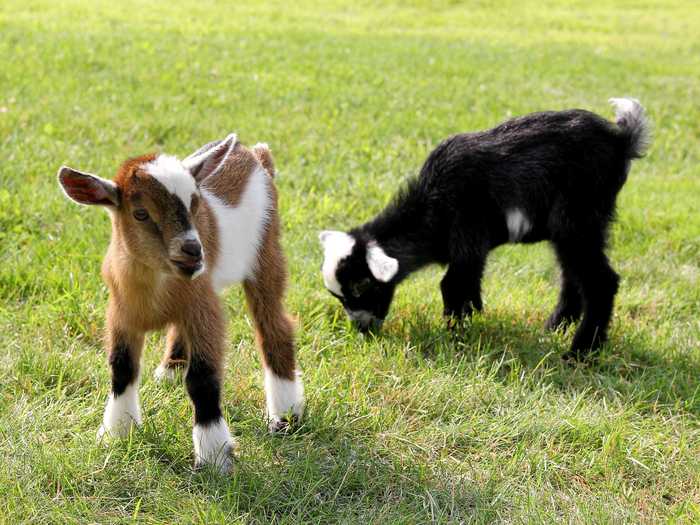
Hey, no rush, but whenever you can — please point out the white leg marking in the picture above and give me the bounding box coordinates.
[153,363,179,382]
[192,418,236,474]
[264,367,305,426]
[506,208,531,242]
[97,383,142,439]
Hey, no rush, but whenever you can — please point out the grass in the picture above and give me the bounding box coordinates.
[1,0,699,522]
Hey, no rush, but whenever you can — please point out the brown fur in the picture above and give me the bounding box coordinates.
[159,143,295,377]
[243,183,296,380]
[202,142,259,206]
[252,143,276,177]
[61,137,298,445]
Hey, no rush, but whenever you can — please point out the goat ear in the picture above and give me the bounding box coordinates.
[251,142,276,177]
[318,230,350,250]
[182,133,237,182]
[319,230,338,246]
[57,166,120,207]
[366,243,398,282]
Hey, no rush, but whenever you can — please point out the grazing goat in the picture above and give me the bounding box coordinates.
[58,134,304,473]
[320,98,650,358]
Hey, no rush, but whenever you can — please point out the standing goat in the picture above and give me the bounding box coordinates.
[58,134,304,473]
[320,99,650,358]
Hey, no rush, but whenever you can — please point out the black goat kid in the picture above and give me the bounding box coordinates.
[320,98,650,358]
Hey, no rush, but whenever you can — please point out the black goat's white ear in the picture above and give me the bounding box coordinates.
[319,230,355,253]
[182,133,237,182]
[57,166,120,207]
[366,243,398,282]
[319,230,340,247]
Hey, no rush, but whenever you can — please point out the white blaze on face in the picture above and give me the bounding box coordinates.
[144,154,198,209]
[506,207,531,242]
[319,230,356,297]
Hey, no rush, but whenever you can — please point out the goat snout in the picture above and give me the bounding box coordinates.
[170,234,205,279]
[345,309,383,333]
[181,239,202,259]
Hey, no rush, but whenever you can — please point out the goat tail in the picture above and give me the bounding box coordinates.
[609,97,651,159]
[252,143,276,178]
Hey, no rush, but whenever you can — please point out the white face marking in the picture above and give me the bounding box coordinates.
[203,166,271,291]
[144,154,198,209]
[97,383,141,439]
[263,367,305,423]
[366,242,399,283]
[319,231,356,297]
[506,208,531,242]
[192,417,235,473]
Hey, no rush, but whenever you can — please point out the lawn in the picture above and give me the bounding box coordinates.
[1,0,699,522]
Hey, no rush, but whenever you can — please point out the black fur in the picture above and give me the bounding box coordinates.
[109,339,137,395]
[327,100,649,357]
[169,337,187,362]
[186,353,223,425]
[332,240,395,325]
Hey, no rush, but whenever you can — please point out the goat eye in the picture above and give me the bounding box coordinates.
[351,278,372,297]
[133,209,149,221]
[191,195,200,214]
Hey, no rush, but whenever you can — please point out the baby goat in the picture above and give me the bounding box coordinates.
[320,98,650,358]
[58,134,304,473]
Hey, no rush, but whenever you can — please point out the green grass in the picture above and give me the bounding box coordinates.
[1,0,699,522]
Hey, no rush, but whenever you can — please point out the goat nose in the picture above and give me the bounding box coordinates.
[181,240,202,258]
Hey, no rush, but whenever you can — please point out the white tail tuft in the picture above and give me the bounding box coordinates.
[609,98,650,158]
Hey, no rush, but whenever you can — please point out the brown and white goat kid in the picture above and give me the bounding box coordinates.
[57,134,304,473]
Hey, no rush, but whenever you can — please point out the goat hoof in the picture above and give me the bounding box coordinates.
[562,349,596,363]
[544,315,562,331]
[194,443,236,475]
[545,312,579,331]
[444,314,468,331]
[96,425,110,442]
[268,414,300,434]
[564,338,601,362]
[153,364,178,383]
[569,331,605,357]
[96,421,136,441]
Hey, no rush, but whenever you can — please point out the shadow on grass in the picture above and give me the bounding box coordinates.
[61,307,697,522]
[125,412,498,522]
[378,307,700,417]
